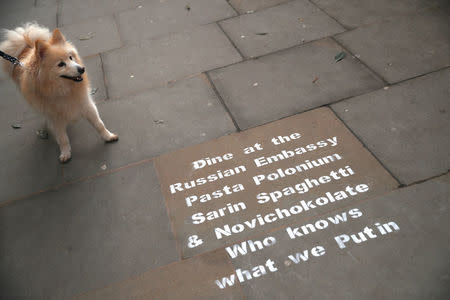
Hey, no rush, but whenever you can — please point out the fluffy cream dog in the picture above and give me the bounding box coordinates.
[0,23,118,162]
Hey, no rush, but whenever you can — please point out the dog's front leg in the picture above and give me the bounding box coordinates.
[83,99,118,142]
[48,120,72,163]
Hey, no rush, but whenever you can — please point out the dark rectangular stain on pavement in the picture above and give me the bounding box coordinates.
[154,107,398,258]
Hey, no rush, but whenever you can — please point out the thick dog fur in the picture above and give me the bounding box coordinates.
[0,23,118,162]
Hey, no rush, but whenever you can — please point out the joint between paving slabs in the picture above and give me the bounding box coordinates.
[56,0,62,27]
[387,66,450,86]
[99,53,110,100]
[398,170,450,189]
[225,0,241,16]
[228,0,298,15]
[216,22,246,60]
[328,105,402,186]
[331,36,389,86]
[311,82,389,110]
[315,66,449,111]
[205,72,241,132]
[308,0,352,31]
[112,11,125,49]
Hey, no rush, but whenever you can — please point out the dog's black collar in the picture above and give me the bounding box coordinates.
[0,50,23,66]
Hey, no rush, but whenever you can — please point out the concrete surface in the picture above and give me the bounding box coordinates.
[220,0,345,58]
[332,69,450,185]
[102,23,242,98]
[117,0,236,44]
[83,54,108,103]
[62,16,122,57]
[311,0,449,28]
[228,0,291,14]
[0,0,448,299]
[209,38,383,129]
[335,14,450,83]
[0,162,178,300]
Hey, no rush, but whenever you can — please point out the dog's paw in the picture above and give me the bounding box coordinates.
[105,133,119,143]
[59,151,72,163]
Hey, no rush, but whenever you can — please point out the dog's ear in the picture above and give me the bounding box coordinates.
[50,28,66,45]
[35,40,48,59]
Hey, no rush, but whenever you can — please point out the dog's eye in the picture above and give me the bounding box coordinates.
[58,61,66,67]
[69,56,73,60]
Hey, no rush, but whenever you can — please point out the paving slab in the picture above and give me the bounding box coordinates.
[335,15,450,84]
[102,23,242,99]
[60,0,142,26]
[227,173,450,299]
[228,0,291,14]
[36,0,58,6]
[154,107,398,258]
[332,68,450,185]
[311,0,450,28]
[0,115,63,205]
[84,54,108,102]
[0,4,57,30]
[220,0,345,58]
[0,0,35,16]
[60,75,236,181]
[74,249,243,299]
[209,38,384,130]
[118,0,236,44]
[61,16,121,58]
[0,161,178,300]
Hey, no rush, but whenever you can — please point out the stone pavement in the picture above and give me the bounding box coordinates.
[0,0,448,299]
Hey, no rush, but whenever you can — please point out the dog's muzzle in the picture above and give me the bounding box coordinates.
[60,75,83,82]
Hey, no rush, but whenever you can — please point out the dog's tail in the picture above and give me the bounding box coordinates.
[0,22,50,74]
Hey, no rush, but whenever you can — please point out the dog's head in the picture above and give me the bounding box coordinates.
[34,29,85,83]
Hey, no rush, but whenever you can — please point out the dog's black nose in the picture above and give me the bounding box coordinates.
[78,66,85,74]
